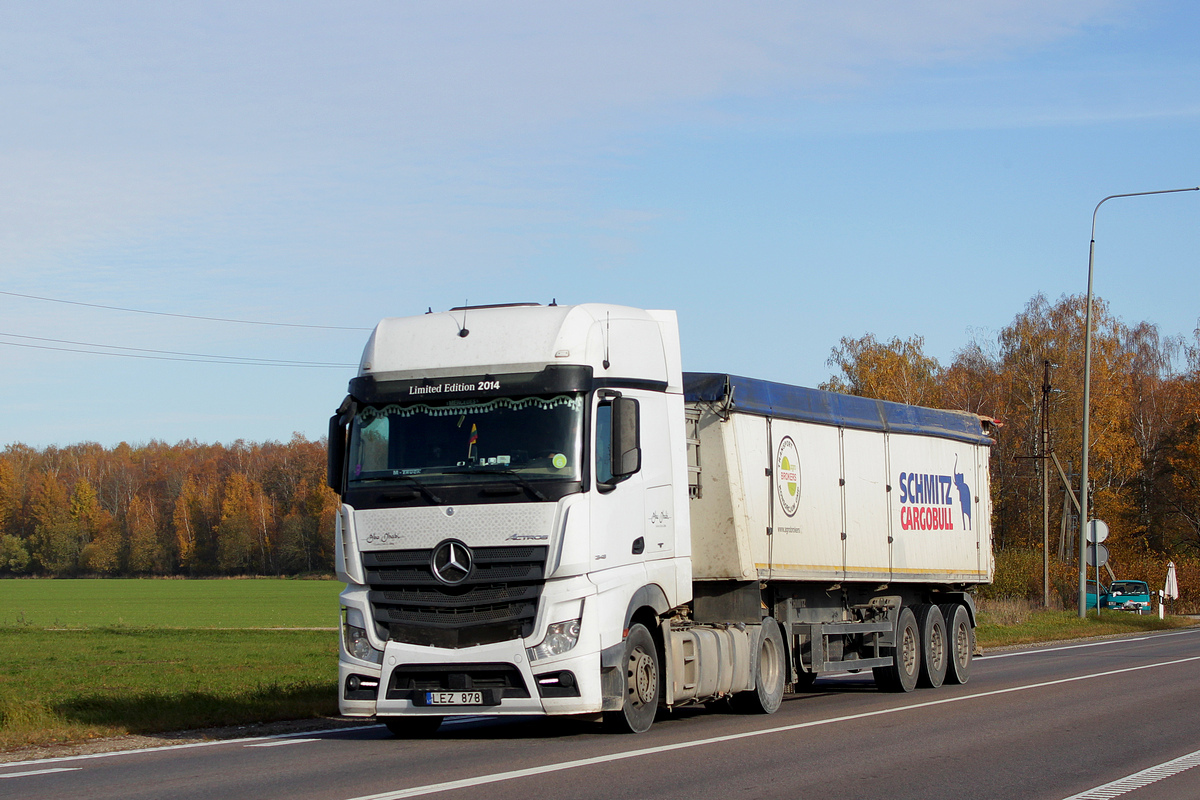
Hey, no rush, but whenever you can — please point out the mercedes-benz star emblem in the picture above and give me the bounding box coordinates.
[431,540,473,585]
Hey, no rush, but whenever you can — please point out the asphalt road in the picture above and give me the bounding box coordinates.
[5,629,1200,800]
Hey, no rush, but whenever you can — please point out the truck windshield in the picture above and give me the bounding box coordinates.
[348,394,584,486]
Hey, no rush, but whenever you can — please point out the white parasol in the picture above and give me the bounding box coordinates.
[1165,561,1179,600]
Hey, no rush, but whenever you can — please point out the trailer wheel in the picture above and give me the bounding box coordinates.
[603,623,660,734]
[939,603,974,685]
[733,617,786,714]
[382,716,443,738]
[872,606,920,693]
[913,604,947,689]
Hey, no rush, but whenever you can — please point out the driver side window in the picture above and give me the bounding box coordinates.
[595,402,613,485]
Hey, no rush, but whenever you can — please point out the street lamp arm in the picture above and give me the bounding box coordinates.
[1092,187,1200,240]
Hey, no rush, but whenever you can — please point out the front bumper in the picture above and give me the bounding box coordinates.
[1109,601,1151,614]
[339,639,603,718]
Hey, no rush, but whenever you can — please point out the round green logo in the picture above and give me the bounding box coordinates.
[776,437,801,517]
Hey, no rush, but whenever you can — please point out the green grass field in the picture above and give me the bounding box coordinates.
[0,578,343,752]
[0,577,343,629]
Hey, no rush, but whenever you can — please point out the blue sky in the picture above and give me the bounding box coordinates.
[2,1,1198,447]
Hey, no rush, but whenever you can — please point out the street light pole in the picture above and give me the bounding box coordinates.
[1078,186,1199,619]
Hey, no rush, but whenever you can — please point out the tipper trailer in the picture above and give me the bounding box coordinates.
[328,303,995,734]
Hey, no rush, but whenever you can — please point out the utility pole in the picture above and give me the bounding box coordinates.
[1016,360,1056,606]
[1041,360,1052,608]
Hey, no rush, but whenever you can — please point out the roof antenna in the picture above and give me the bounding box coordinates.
[426,307,432,315]
[550,298,557,306]
[602,312,610,370]
[457,301,469,337]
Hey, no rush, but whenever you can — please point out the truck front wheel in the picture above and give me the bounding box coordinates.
[603,623,660,734]
[732,617,786,714]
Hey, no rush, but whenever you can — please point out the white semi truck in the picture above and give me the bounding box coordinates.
[328,303,994,735]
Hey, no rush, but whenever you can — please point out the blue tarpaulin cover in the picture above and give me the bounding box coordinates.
[683,373,993,446]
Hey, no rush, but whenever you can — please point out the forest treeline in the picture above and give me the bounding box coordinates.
[2,292,1199,594]
[824,292,1200,604]
[0,435,338,576]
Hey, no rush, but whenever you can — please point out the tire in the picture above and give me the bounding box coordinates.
[872,606,920,693]
[913,604,947,689]
[382,716,443,738]
[939,603,974,685]
[732,617,786,714]
[603,623,660,734]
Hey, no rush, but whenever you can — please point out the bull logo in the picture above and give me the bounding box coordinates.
[953,455,972,530]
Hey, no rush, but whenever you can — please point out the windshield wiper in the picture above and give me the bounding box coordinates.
[386,473,445,505]
[445,466,549,501]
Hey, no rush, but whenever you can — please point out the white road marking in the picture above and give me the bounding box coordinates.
[342,654,1200,800]
[1061,747,1200,799]
[1,724,382,768]
[980,628,1200,660]
[0,767,82,778]
[245,738,320,748]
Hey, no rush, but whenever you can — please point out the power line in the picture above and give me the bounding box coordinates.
[0,290,372,331]
[0,331,353,365]
[0,336,357,368]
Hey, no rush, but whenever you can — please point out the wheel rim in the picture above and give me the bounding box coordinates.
[954,620,970,667]
[930,624,945,671]
[629,646,657,708]
[901,625,918,675]
[760,636,781,690]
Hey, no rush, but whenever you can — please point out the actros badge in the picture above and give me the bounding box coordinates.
[431,539,473,585]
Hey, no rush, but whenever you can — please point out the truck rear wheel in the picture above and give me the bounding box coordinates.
[603,623,660,734]
[872,606,920,693]
[913,604,947,689]
[732,617,786,714]
[383,716,443,738]
[939,603,974,685]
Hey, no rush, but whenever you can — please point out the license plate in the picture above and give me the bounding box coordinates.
[425,691,484,705]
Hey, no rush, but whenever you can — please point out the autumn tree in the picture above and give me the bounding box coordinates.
[0,460,16,533]
[75,478,123,574]
[127,493,164,574]
[823,333,943,406]
[216,471,272,574]
[29,473,82,574]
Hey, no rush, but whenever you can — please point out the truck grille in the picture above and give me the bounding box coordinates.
[363,546,548,649]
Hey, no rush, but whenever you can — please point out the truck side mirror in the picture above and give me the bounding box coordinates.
[328,397,355,495]
[611,396,641,479]
[327,413,347,494]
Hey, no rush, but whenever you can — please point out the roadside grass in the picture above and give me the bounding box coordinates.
[0,577,342,629]
[0,579,342,752]
[976,597,1196,649]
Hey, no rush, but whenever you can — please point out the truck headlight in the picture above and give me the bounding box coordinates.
[342,607,383,664]
[527,619,582,662]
